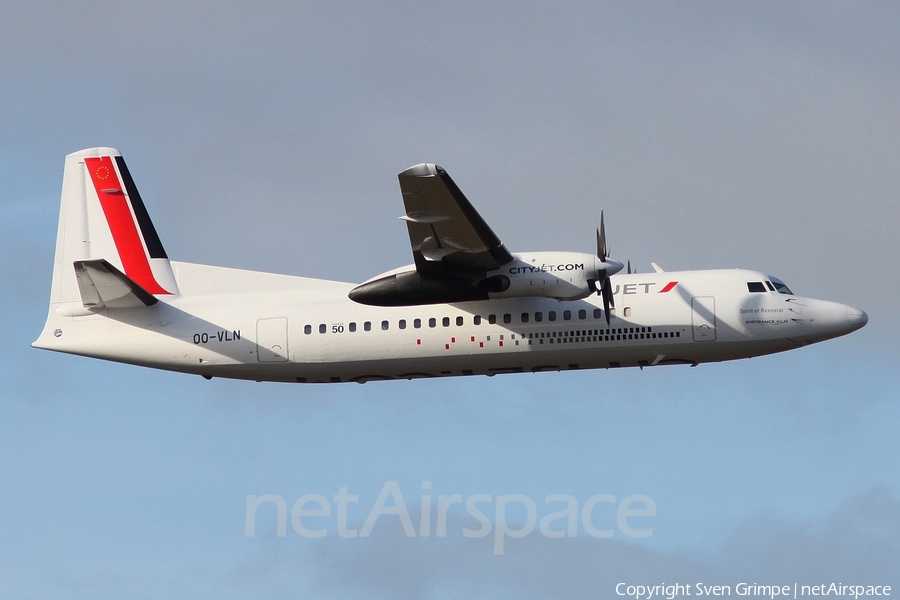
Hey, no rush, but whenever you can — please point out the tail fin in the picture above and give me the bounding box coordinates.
[46,147,178,306]
[34,148,179,348]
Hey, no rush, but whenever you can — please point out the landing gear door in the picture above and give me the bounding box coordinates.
[257,317,290,362]
[691,296,717,342]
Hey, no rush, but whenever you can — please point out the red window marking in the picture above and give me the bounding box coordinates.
[416,339,421,345]
[84,156,170,294]
[659,281,678,293]
[479,342,484,348]
[470,336,475,342]
[445,344,450,350]
[451,337,456,343]
[499,341,504,347]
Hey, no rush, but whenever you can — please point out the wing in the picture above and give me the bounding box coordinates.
[398,164,513,275]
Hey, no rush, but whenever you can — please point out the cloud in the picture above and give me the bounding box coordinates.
[226,487,898,598]
[718,487,900,582]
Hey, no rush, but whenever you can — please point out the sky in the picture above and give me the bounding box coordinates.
[1,2,898,598]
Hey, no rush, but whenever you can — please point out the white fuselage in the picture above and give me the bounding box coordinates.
[35,261,867,384]
[33,149,867,382]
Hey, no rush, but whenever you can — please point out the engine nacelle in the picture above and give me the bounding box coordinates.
[483,252,597,301]
[349,252,600,306]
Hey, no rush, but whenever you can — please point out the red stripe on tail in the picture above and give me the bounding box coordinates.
[84,156,171,295]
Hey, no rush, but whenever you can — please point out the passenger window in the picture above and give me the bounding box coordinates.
[442,317,450,327]
[474,315,482,325]
[534,312,543,322]
[456,316,464,326]
[364,321,372,332]
[548,311,557,322]
[381,320,389,330]
[593,308,602,319]
[503,313,511,324]
[349,322,357,332]
[578,309,586,320]
[429,317,436,328]
[563,310,572,321]
[521,312,530,323]
[747,282,766,293]
[319,324,326,334]
[414,318,421,329]
[304,324,312,335]
[399,319,406,330]
[489,314,497,324]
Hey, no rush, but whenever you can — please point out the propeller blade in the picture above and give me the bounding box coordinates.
[601,279,614,326]
[596,211,608,262]
[627,259,632,275]
[594,210,620,326]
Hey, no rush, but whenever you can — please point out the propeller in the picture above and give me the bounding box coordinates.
[590,211,623,326]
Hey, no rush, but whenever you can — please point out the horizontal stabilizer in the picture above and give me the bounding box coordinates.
[74,259,159,309]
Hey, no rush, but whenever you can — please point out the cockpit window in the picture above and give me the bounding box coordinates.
[769,277,794,295]
[747,282,766,293]
[765,281,775,292]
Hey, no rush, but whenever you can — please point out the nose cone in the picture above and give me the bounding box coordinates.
[797,299,868,344]
[847,307,868,332]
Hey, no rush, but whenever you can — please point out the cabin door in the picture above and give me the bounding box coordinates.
[691,297,717,342]
[257,317,290,362]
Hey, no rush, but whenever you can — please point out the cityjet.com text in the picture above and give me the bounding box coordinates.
[244,481,655,555]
